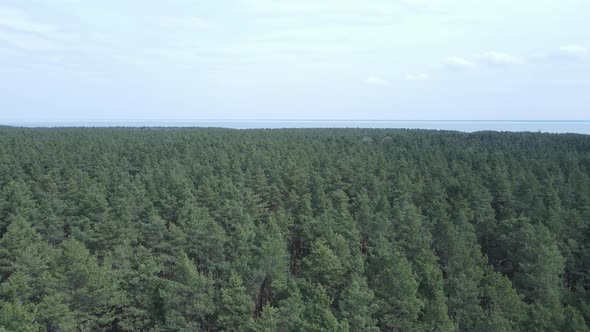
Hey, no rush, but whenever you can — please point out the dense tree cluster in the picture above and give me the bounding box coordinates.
[0,127,589,331]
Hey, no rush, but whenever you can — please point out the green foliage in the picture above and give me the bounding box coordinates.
[300,281,347,331]
[338,275,379,331]
[49,239,120,329]
[0,127,589,330]
[159,252,215,330]
[218,272,255,331]
[368,237,423,331]
[0,301,39,332]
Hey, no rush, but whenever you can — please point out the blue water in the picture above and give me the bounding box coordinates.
[3,120,590,134]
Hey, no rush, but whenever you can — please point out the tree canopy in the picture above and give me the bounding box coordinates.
[0,127,589,331]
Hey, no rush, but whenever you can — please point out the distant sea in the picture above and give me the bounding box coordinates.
[3,120,590,134]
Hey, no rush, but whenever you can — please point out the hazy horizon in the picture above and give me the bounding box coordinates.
[4,119,590,134]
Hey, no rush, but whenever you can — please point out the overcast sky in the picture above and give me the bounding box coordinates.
[1,0,589,121]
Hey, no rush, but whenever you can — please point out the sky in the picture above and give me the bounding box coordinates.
[0,0,589,121]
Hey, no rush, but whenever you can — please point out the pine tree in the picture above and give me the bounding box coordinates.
[338,274,379,331]
[159,252,215,330]
[217,272,254,331]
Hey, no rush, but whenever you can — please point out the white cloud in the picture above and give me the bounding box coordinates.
[151,16,210,30]
[476,51,523,65]
[540,45,588,63]
[0,7,62,51]
[241,0,414,15]
[364,75,390,86]
[405,73,430,81]
[144,47,203,63]
[0,7,56,35]
[443,56,476,69]
[0,30,57,51]
[558,45,587,57]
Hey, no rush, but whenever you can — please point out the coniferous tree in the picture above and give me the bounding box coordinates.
[0,127,588,330]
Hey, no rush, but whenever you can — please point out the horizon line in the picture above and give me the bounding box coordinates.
[3,119,590,123]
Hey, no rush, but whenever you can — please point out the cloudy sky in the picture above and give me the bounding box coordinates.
[1,0,589,121]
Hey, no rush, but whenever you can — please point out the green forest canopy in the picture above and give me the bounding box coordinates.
[0,127,589,331]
